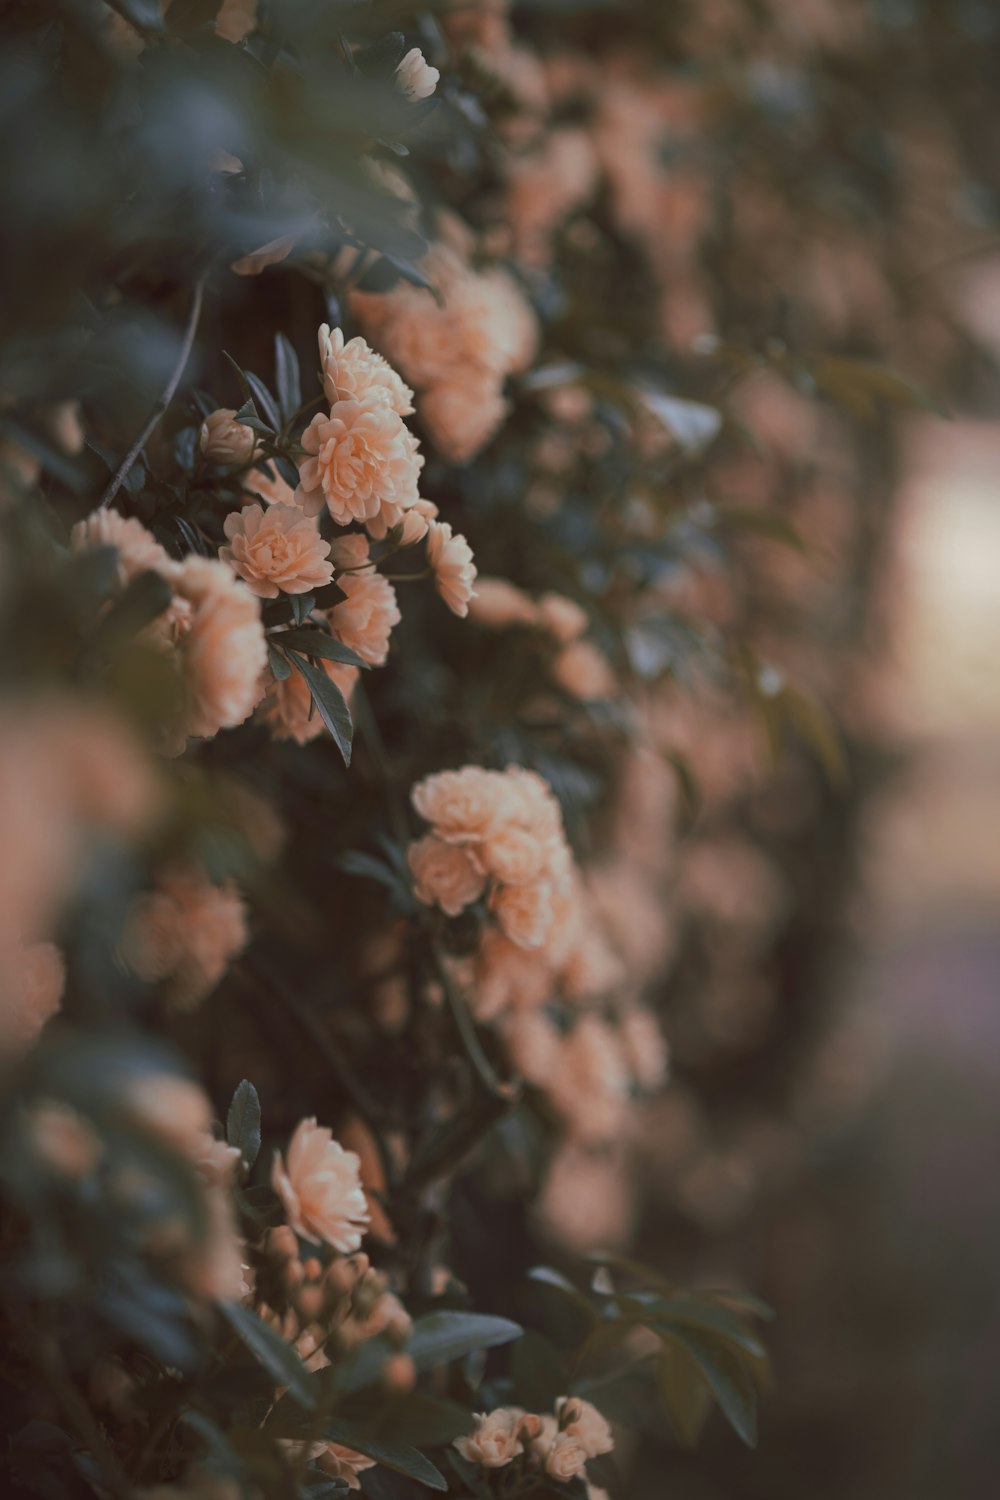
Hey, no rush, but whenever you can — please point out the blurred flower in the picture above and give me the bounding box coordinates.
[426,519,477,616]
[296,400,423,527]
[327,535,400,666]
[530,1417,588,1481]
[215,0,256,44]
[242,462,296,507]
[468,576,539,629]
[316,1444,377,1489]
[28,1099,101,1177]
[199,409,258,465]
[420,378,509,465]
[71,507,174,589]
[396,46,440,101]
[454,1409,526,1467]
[220,503,333,598]
[551,639,616,700]
[555,1397,614,1456]
[412,766,511,845]
[0,940,64,1056]
[620,1007,670,1092]
[256,657,359,744]
[408,834,486,916]
[490,878,553,950]
[271,1119,370,1252]
[120,864,248,1010]
[172,557,267,740]
[537,593,588,642]
[318,324,414,415]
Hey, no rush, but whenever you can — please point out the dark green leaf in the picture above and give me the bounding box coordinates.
[512,1330,569,1411]
[638,1295,767,1358]
[219,1302,316,1411]
[408,1311,523,1373]
[655,1340,712,1450]
[274,333,302,424]
[279,629,368,669]
[287,650,353,766]
[291,592,316,626]
[90,568,173,655]
[268,643,292,681]
[226,1079,261,1170]
[320,1420,446,1492]
[658,1327,758,1447]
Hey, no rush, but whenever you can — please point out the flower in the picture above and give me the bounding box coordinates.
[120,865,249,1010]
[220,503,333,598]
[0,940,64,1055]
[396,46,440,101]
[172,557,267,740]
[271,1119,370,1252]
[480,823,547,886]
[551,639,616,700]
[327,535,401,666]
[71,509,174,588]
[468,577,539,630]
[555,1397,614,1457]
[316,1444,376,1490]
[199,408,258,465]
[408,835,486,917]
[454,1409,526,1468]
[296,400,423,526]
[215,0,256,44]
[318,324,414,414]
[411,766,511,845]
[500,1010,561,1083]
[29,1100,101,1178]
[532,1423,588,1483]
[620,1008,669,1092]
[422,379,509,466]
[426,519,477,616]
[256,659,359,744]
[490,878,554,950]
[242,462,296,507]
[537,592,588,642]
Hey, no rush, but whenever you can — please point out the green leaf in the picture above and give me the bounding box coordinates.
[320,1419,447,1492]
[658,1326,758,1447]
[291,592,316,627]
[287,649,353,766]
[655,1339,712,1450]
[512,1330,569,1411]
[805,356,947,420]
[218,1302,316,1412]
[267,642,292,681]
[408,1311,523,1373]
[274,333,302,424]
[638,1295,767,1359]
[278,629,369,670]
[226,1079,261,1170]
[365,1393,474,1447]
[91,568,174,654]
[700,1290,775,1322]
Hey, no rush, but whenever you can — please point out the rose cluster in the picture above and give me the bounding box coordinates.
[455,1396,613,1487]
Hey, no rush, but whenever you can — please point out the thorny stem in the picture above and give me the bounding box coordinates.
[99,275,207,511]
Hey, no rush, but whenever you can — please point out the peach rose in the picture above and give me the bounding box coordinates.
[530,1419,588,1482]
[296,400,423,526]
[199,408,258,465]
[220,503,333,598]
[421,377,509,465]
[500,1009,561,1084]
[490,878,554,951]
[537,592,588,643]
[396,46,440,101]
[318,324,414,415]
[215,0,256,44]
[271,1119,370,1252]
[503,765,564,842]
[426,519,477,616]
[0,939,64,1056]
[549,1016,630,1146]
[256,658,359,744]
[408,834,486,917]
[480,823,547,886]
[326,536,400,667]
[555,1396,614,1457]
[242,462,296,507]
[620,1008,669,1092]
[120,865,248,1010]
[454,1409,525,1468]
[467,577,538,630]
[171,556,267,739]
[71,508,174,589]
[411,765,510,845]
[473,929,554,1019]
[551,639,616,700]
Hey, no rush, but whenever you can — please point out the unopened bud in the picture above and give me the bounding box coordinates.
[266,1225,299,1263]
[199,408,257,465]
[382,1352,416,1394]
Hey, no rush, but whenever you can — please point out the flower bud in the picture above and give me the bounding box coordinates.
[398,507,431,546]
[396,47,440,102]
[382,1352,416,1394]
[200,408,257,465]
[266,1224,299,1263]
[295,1282,326,1323]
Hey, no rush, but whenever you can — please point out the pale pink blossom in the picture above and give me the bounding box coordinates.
[256,658,359,744]
[551,639,616,700]
[490,878,554,951]
[396,46,440,101]
[454,1409,525,1468]
[411,765,511,845]
[468,577,539,630]
[221,503,333,598]
[0,940,64,1055]
[408,835,486,917]
[318,324,414,415]
[296,400,423,526]
[426,519,477,616]
[537,592,588,643]
[555,1396,614,1457]
[421,378,509,465]
[172,557,267,740]
[326,536,400,666]
[242,462,296,507]
[271,1120,370,1251]
[199,408,258,465]
[120,865,248,1010]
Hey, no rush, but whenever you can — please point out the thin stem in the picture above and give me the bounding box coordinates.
[99,274,207,510]
[34,1333,135,1500]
